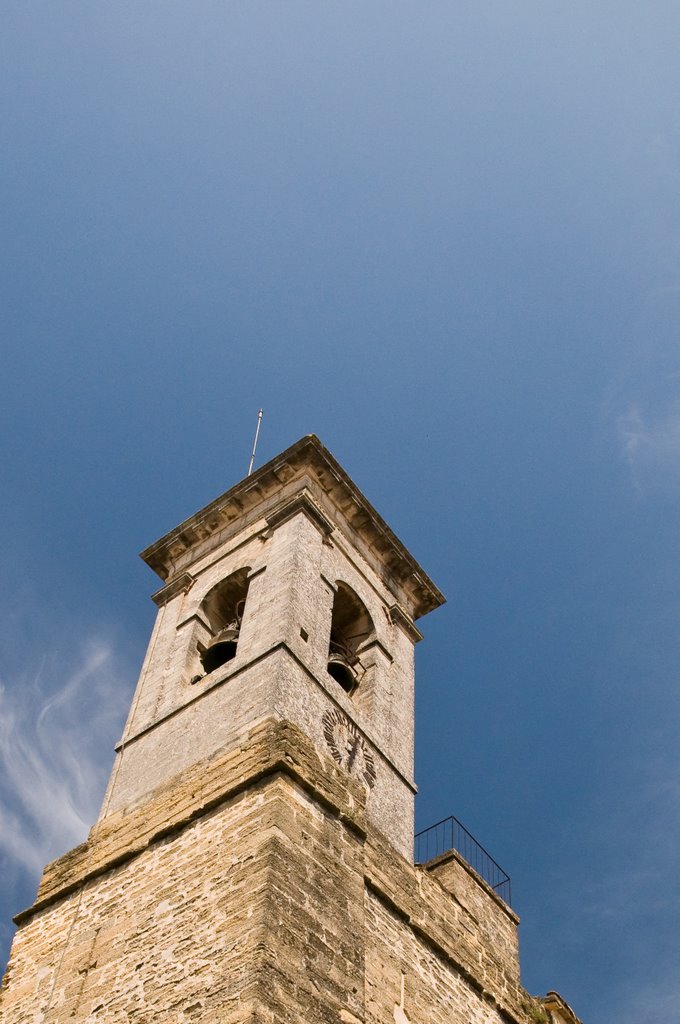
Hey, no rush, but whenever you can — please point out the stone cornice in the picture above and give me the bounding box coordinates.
[388,602,424,643]
[264,489,335,537]
[542,992,583,1024]
[139,435,445,621]
[151,571,195,607]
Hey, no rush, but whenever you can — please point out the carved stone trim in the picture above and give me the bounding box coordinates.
[357,637,394,664]
[175,610,211,633]
[542,992,583,1024]
[265,490,335,538]
[320,572,338,594]
[151,572,195,607]
[388,603,424,643]
[247,564,267,581]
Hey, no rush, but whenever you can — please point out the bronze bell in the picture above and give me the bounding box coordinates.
[327,647,358,696]
[200,623,240,674]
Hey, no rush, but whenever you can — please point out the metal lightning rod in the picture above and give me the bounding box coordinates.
[247,408,263,476]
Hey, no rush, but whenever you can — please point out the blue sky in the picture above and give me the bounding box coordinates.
[2,3,680,1019]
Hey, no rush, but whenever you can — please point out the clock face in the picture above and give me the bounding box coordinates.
[322,708,376,789]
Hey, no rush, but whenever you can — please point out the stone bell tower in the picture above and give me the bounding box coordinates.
[1,436,580,1024]
[97,433,442,860]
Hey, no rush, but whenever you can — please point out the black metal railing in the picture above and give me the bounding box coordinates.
[414,815,512,906]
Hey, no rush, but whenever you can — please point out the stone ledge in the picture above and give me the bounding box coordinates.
[388,603,423,644]
[542,991,583,1024]
[265,489,335,538]
[151,570,195,607]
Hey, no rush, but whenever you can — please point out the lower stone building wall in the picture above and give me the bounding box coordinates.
[2,785,278,1024]
[247,779,367,1024]
[427,852,520,983]
[2,719,542,1024]
[365,890,509,1024]
[1,720,373,1024]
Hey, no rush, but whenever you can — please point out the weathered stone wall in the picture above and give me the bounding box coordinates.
[365,892,509,1024]
[2,721,369,1024]
[99,640,413,859]
[427,851,520,982]
[250,781,367,1023]
[114,493,419,798]
[105,520,269,774]
[3,787,274,1023]
[364,834,524,1019]
[2,719,540,1024]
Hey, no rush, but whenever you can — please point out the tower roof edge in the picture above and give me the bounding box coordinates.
[140,434,445,619]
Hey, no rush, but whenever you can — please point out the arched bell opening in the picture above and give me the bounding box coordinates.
[199,568,251,676]
[327,582,374,696]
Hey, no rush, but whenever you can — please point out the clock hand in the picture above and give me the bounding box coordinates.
[347,734,361,771]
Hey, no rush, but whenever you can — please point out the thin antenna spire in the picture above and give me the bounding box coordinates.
[247,408,263,476]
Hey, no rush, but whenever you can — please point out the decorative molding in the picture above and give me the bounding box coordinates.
[357,637,394,664]
[151,572,195,607]
[320,572,338,594]
[265,490,335,538]
[247,564,267,581]
[388,604,424,644]
[176,611,211,633]
[542,992,583,1024]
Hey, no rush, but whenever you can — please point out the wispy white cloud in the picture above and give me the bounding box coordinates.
[617,400,680,494]
[0,619,131,883]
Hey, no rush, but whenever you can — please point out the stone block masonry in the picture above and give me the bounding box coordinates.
[2,719,545,1024]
